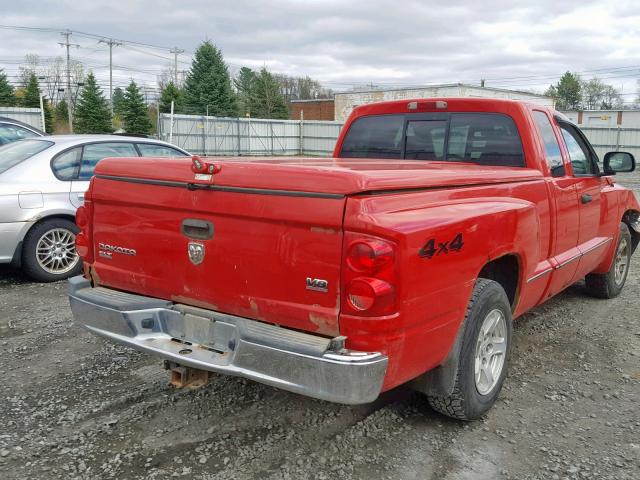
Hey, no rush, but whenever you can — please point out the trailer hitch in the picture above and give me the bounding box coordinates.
[164,361,210,389]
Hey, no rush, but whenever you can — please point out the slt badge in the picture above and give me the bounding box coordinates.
[188,242,205,265]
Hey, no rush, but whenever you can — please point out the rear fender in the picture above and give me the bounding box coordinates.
[345,194,539,392]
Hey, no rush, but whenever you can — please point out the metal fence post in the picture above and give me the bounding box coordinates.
[169,101,174,145]
[202,108,207,156]
[299,111,304,155]
[237,117,241,155]
[270,122,274,155]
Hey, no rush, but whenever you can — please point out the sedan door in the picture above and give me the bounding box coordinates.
[69,142,139,207]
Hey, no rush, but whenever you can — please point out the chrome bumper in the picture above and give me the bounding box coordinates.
[68,276,387,404]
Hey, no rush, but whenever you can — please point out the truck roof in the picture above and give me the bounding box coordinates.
[349,97,554,118]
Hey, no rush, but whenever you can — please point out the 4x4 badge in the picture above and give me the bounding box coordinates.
[188,242,205,265]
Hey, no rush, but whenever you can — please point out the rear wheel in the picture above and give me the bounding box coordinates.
[22,218,82,282]
[427,279,513,420]
[585,223,631,299]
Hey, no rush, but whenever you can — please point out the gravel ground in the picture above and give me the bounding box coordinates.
[1,172,639,480]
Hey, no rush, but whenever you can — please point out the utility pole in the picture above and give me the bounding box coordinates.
[59,30,78,133]
[99,38,122,115]
[169,47,184,85]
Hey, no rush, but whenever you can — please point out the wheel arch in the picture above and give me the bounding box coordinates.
[622,209,640,254]
[12,213,78,268]
[477,254,521,311]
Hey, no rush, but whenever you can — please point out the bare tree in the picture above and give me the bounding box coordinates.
[157,66,184,91]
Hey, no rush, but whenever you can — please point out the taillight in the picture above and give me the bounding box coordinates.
[75,198,94,264]
[76,205,88,229]
[346,240,394,273]
[343,234,396,316]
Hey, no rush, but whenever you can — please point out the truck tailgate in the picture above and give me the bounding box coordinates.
[88,161,345,337]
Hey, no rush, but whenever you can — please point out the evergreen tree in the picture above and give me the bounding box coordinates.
[21,73,41,108]
[545,72,581,110]
[234,67,257,116]
[112,87,126,116]
[0,69,15,106]
[73,72,113,134]
[159,81,182,113]
[43,97,54,133]
[252,68,289,119]
[183,40,237,116]
[122,80,152,135]
[54,99,69,124]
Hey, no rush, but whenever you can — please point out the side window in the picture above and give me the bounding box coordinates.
[559,125,594,175]
[340,115,404,158]
[447,113,525,167]
[532,111,563,175]
[137,143,188,157]
[51,147,82,180]
[79,142,138,180]
[0,124,39,145]
[404,120,447,160]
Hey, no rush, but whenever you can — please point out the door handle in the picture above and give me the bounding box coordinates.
[581,194,592,204]
[77,193,85,201]
[181,219,214,240]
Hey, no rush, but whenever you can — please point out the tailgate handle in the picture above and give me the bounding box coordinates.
[181,219,214,240]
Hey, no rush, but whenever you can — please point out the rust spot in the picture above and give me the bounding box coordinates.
[89,266,101,287]
[308,312,334,336]
[249,299,259,313]
[169,365,209,389]
[170,295,218,312]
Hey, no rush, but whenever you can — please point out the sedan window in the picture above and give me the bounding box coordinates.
[78,142,138,180]
[0,124,39,146]
[51,147,82,181]
[0,139,53,174]
[137,143,188,157]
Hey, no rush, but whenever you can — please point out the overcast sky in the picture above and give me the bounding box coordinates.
[1,0,639,102]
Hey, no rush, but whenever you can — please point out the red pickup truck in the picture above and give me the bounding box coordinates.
[69,98,640,420]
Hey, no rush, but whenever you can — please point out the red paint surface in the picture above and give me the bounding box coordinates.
[80,98,640,394]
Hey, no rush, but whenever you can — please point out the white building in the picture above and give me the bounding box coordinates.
[334,83,555,122]
[561,109,640,128]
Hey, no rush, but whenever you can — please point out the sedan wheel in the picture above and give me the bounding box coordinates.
[22,218,83,282]
[35,227,79,275]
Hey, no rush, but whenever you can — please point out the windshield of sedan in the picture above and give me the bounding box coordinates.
[0,139,54,174]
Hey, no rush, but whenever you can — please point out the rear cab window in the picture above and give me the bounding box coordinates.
[339,115,404,158]
[340,112,525,167]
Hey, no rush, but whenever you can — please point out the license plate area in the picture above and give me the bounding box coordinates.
[164,312,236,355]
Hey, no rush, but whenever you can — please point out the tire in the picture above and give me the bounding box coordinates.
[585,223,632,299]
[427,279,513,420]
[22,218,82,282]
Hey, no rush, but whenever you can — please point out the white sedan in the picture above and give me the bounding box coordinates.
[0,135,190,281]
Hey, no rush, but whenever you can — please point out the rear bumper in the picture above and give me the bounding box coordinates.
[68,276,387,404]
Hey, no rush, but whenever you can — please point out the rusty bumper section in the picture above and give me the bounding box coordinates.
[68,276,387,404]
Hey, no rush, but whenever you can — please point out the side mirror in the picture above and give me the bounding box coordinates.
[603,152,635,174]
